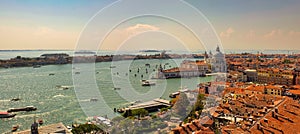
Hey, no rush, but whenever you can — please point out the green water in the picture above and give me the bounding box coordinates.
[0,59,212,133]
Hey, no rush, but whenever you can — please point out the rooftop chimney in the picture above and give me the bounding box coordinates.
[257,123,261,130]
[234,116,237,123]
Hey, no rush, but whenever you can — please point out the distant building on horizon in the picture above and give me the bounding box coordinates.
[156,46,225,79]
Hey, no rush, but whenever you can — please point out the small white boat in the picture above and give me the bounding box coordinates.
[141,80,156,86]
[56,85,72,90]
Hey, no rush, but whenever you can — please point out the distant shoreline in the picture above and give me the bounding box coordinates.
[0,53,204,68]
[0,49,299,60]
[0,51,300,69]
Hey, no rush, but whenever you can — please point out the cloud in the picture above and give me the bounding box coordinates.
[263,29,282,39]
[125,24,159,36]
[99,24,160,50]
[288,30,300,36]
[0,25,78,49]
[220,27,234,38]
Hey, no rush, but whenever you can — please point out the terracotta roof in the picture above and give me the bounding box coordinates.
[245,85,265,92]
[250,97,300,134]
[288,90,300,95]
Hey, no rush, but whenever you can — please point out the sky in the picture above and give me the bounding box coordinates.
[0,0,299,51]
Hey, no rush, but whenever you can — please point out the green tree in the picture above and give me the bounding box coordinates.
[71,124,104,134]
[184,94,205,122]
[131,108,148,118]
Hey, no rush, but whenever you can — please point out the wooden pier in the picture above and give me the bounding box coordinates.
[119,99,171,113]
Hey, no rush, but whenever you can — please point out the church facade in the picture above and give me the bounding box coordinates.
[206,46,227,73]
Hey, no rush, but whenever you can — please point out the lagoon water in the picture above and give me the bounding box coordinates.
[1,49,298,133]
[0,56,213,133]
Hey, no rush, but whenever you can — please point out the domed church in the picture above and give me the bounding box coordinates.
[209,46,226,73]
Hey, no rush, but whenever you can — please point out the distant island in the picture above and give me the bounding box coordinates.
[139,49,161,52]
[0,52,204,68]
[0,50,300,69]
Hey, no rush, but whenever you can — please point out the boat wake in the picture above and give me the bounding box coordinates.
[0,99,10,102]
[53,94,68,98]
[15,106,67,119]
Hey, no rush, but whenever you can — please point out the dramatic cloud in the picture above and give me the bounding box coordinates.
[220,27,235,38]
[125,24,159,36]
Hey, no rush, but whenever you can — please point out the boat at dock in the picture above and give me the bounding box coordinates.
[169,92,180,98]
[33,65,41,68]
[169,88,189,98]
[0,111,16,118]
[7,106,37,112]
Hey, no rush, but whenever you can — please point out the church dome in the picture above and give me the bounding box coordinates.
[213,46,224,58]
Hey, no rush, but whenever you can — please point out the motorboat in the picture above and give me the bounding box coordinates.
[38,119,44,125]
[0,111,16,118]
[90,98,98,102]
[33,65,41,68]
[11,125,19,132]
[141,80,156,86]
[109,66,116,68]
[56,85,71,90]
[169,92,180,98]
[7,106,37,112]
[75,72,80,74]
[11,98,20,101]
[113,87,121,90]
